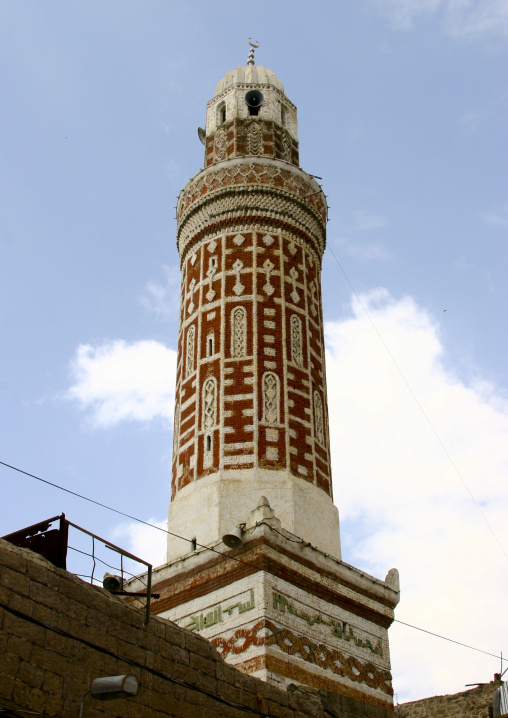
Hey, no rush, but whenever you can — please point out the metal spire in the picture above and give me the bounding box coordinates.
[247,38,260,66]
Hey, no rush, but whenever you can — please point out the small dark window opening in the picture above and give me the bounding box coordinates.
[191,537,197,551]
[248,105,259,117]
[220,105,226,124]
[206,435,212,452]
[208,337,213,356]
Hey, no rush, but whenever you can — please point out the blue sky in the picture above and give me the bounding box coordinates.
[1,0,508,703]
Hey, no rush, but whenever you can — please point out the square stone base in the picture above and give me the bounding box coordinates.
[129,522,399,711]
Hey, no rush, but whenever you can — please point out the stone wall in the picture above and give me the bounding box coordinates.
[0,538,394,717]
[397,679,502,718]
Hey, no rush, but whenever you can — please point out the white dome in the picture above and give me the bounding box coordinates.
[214,65,285,97]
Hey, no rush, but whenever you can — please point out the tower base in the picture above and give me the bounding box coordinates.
[167,468,341,562]
[132,502,399,710]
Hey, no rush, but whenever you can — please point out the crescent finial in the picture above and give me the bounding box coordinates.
[247,38,260,66]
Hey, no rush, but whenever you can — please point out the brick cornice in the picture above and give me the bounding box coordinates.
[150,537,395,629]
[176,158,327,258]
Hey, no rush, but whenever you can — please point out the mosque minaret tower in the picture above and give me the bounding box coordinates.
[167,44,339,564]
[132,44,400,710]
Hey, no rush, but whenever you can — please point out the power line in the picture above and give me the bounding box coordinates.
[0,460,264,574]
[0,459,503,665]
[67,545,149,587]
[327,246,508,562]
[394,619,503,661]
[0,603,270,717]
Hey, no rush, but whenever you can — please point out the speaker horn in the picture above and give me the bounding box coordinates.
[222,526,244,550]
[245,90,264,109]
[103,573,122,592]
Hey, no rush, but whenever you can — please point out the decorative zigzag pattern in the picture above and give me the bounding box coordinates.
[211,619,393,697]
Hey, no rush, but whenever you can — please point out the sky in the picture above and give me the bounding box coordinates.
[1,0,508,705]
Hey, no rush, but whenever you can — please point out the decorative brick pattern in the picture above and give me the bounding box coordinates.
[176,157,327,257]
[171,226,333,500]
[211,618,393,697]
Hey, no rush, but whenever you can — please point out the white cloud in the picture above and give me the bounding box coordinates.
[355,211,387,231]
[65,292,508,702]
[325,289,508,702]
[373,0,508,39]
[460,109,482,133]
[445,0,508,40]
[140,264,181,319]
[66,339,176,427]
[373,0,445,29]
[113,518,168,569]
[346,242,390,260]
[166,159,180,183]
[483,204,508,227]
[332,212,390,261]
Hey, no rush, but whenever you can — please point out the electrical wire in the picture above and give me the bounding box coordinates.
[393,619,502,661]
[68,545,149,586]
[0,458,504,664]
[0,460,262,574]
[0,713,40,717]
[0,602,271,717]
[327,246,508,562]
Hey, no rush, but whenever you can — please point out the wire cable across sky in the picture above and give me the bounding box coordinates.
[327,246,508,563]
[0,458,503,666]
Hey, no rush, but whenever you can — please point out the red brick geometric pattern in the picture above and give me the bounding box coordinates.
[211,619,393,697]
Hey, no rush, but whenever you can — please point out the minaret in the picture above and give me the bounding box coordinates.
[167,48,340,563]
[136,47,400,709]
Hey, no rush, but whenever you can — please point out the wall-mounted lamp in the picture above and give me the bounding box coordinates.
[79,675,138,717]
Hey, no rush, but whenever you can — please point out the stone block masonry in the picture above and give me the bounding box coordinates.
[0,538,395,717]
[397,679,503,718]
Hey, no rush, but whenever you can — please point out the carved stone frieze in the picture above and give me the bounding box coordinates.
[176,158,326,260]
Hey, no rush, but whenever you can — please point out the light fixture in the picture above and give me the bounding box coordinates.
[222,524,245,550]
[91,675,138,701]
[79,675,138,717]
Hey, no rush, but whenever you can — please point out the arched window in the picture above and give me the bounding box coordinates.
[217,102,226,125]
[262,372,280,424]
[314,390,324,445]
[207,333,215,358]
[290,314,303,367]
[186,325,195,378]
[231,306,247,358]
